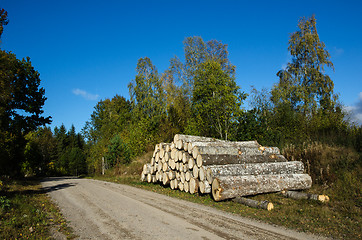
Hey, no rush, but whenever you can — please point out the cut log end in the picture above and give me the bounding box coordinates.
[212,178,222,201]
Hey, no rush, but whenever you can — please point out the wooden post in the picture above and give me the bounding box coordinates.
[102,157,105,175]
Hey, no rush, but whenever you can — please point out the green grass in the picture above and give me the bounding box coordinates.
[93,172,361,240]
[0,178,76,240]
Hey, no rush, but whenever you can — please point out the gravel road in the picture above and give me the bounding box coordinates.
[41,177,327,240]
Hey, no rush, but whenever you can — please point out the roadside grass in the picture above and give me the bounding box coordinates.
[0,178,76,239]
[93,143,361,240]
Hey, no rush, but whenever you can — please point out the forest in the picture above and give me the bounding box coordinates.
[0,10,361,199]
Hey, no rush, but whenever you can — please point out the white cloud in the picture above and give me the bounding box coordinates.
[333,47,344,57]
[72,88,99,101]
[344,92,362,126]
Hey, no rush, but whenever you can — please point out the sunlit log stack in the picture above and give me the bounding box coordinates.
[141,134,312,201]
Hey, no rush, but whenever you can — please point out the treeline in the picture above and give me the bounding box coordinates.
[22,125,86,176]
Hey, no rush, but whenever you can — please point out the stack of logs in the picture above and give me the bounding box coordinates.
[141,134,312,202]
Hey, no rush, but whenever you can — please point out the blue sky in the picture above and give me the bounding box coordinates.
[1,0,362,132]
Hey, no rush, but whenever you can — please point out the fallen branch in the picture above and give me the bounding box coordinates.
[280,190,330,203]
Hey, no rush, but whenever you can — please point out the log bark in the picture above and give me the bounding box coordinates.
[206,161,305,184]
[199,181,211,194]
[174,134,222,144]
[197,154,288,167]
[280,190,330,203]
[193,146,280,160]
[189,178,199,194]
[212,174,312,201]
[232,197,274,211]
[189,141,260,155]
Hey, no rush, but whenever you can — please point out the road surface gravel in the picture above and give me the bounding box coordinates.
[41,177,328,240]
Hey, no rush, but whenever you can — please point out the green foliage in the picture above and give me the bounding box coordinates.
[192,60,246,140]
[128,57,165,123]
[0,12,51,176]
[273,15,336,114]
[106,135,131,166]
[0,196,10,210]
[0,9,8,39]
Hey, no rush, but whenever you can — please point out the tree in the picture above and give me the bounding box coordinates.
[128,57,165,122]
[0,9,8,39]
[106,134,131,166]
[192,60,246,140]
[267,15,345,145]
[169,37,235,100]
[0,9,51,175]
[272,15,337,115]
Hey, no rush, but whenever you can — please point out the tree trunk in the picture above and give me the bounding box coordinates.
[185,171,192,182]
[184,181,189,193]
[193,165,199,179]
[197,154,287,167]
[232,197,274,211]
[212,174,312,201]
[193,145,280,160]
[178,182,184,191]
[162,172,170,186]
[168,171,176,180]
[206,161,305,184]
[143,163,153,174]
[180,172,186,183]
[188,157,195,169]
[199,181,211,194]
[189,140,260,154]
[174,134,222,144]
[199,166,206,181]
[169,159,176,170]
[189,178,199,194]
[280,190,330,203]
[171,148,178,160]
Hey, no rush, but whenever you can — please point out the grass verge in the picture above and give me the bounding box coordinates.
[0,178,76,240]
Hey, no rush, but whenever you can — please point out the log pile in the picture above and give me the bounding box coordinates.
[141,134,312,201]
